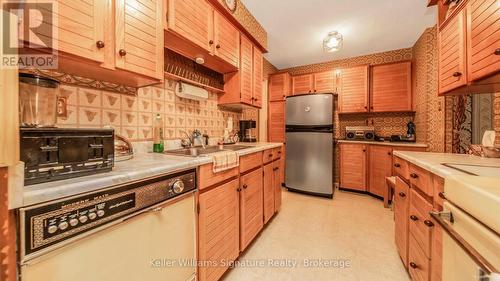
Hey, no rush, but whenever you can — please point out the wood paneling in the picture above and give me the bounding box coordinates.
[467,0,500,81]
[240,35,254,105]
[198,179,239,281]
[438,9,467,93]
[339,143,367,191]
[239,152,263,174]
[252,47,263,107]
[214,11,240,68]
[395,177,410,268]
[199,163,239,190]
[239,168,263,250]
[268,73,290,101]
[263,163,274,224]
[313,71,335,93]
[273,159,282,212]
[368,146,393,197]
[291,74,313,94]
[338,66,369,113]
[116,0,164,79]
[268,101,285,142]
[371,61,412,112]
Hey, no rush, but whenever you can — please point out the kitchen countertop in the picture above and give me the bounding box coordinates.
[338,139,428,148]
[18,142,283,208]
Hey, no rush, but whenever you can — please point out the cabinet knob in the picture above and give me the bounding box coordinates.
[410,215,419,221]
[209,40,214,45]
[410,173,418,179]
[362,149,366,152]
[269,154,273,157]
[314,89,317,93]
[409,262,418,269]
[237,187,241,192]
[424,220,434,227]
[370,106,374,110]
[254,98,258,101]
[96,40,105,49]
[438,192,446,199]
[394,163,401,168]
[278,151,282,154]
[216,44,221,49]
[452,72,462,77]
[364,106,368,109]
[119,49,127,57]
[387,152,392,156]
[243,184,248,189]
[495,48,500,55]
[399,192,406,198]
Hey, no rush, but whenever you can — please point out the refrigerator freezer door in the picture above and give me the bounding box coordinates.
[286,94,333,126]
[285,132,333,196]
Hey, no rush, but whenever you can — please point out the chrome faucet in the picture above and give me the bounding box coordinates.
[181,129,207,149]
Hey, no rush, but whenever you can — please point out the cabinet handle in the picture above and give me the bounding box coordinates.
[410,215,419,221]
[495,48,500,55]
[314,89,317,93]
[399,192,406,198]
[424,220,434,227]
[410,173,418,179]
[438,192,446,199]
[96,40,105,49]
[119,49,127,57]
[409,262,418,269]
[269,154,273,157]
[452,72,462,77]
[278,151,282,154]
[387,152,392,156]
[362,149,366,152]
[216,44,221,49]
[243,184,248,189]
[370,106,374,110]
[394,163,401,168]
[209,40,214,45]
[237,187,241,192]
[364,106,368,109]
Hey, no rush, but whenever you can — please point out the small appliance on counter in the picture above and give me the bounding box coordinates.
[345,126,375,141]
[19,73,60,128]
[20,128,115,185]
[239,120,257,142]
[114,134,134,162]
[390,121,416,143]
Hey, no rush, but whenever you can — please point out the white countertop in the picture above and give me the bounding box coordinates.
[338,140,428,148]
[19,142,282,208]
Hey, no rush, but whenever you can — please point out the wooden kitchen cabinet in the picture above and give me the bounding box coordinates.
[268,101,285,142]
[214,11,240,68]
[239,35,254,105]
[291,74,314,94]
[290,71,335,95]
[368,145,393,197]
[313,71,335,93]
[273,158,282,212]
[263,163,275,224]
[338,66,370,113]
[370,61,412,112]
[339,143,367,191]
[394,177,410,267]
[239,168,264,251]
[198,179,240,281]
[269,73,290,101]
[116,0,164,79]
[253,47,263,107]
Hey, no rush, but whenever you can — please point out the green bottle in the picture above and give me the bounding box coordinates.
[153,113,164,153]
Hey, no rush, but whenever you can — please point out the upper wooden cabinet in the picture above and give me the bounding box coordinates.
[268,101,285,143]
[339,143,367,191]
[269,73,290,101]
[240,35,254,105]
[253,47,263,108]
[371,61,412,112]
[214,11,240,68]
[116,0,164,79]
[290,71,335,95]
[338,65,370,113]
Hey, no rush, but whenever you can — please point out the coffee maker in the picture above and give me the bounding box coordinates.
[239,120,257,142]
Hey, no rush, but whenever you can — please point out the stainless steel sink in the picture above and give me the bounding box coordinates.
[164,144,253,157]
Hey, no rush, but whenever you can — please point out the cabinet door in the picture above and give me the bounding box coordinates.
[313,71,335,93]
[252,47,263,108]
[291,74,313,94]
[240,35,253,105]
[467,0,500,81]
[273,159,282,212]
[395,177,410,267]
[214,11,239,68]
[368,146,393,197]
[338,66,369,113]
[268,101,285,142]
[116,0,164,79]
[371,62,412,112]
[240,168,263,250]
[438,9,467,94]
[339,143,367,191]
[269,73,290,101]
[27,1,106,63]
[198,179,240,281]
[167,0,213,52]
[263,163,274,224]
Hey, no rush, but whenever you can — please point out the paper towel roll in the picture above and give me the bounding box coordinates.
[482,131,496,147]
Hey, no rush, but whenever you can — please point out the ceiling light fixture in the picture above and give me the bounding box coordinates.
[323,31,343,53]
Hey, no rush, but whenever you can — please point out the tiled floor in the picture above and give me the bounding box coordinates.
[223,189,410,281]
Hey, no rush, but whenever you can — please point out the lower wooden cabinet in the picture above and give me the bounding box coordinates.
[368,145,393,197]
[394,177,410,267]
[339,143,367,191]
[273,158,282,212]
[409,233,431,281]
[198,179,240,281]
[239,168,264,251]
[263,163,275,224]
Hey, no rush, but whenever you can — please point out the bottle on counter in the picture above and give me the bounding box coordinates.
[153,113,164,153]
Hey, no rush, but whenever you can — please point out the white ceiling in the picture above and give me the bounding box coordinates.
[241,0,437,69]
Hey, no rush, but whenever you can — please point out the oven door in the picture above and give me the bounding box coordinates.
[435,202,500,281]
[20,195,196,281]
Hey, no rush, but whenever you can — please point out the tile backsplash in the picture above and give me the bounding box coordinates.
[57,79,242,141]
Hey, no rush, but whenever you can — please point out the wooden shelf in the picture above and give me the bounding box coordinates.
[164,72,225,94]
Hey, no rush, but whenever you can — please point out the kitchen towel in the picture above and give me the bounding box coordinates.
[212,150,239,173]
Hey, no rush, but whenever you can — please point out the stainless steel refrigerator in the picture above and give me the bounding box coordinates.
[285,93,334,198]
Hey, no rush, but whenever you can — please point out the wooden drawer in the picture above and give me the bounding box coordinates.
[409,164,433,197]
[263,149,274,164]
[393,156,410,181]
[240,152,263,174]
[199,163,239,190]
[394,177,410,267]
[409,188,433,258]
[433,176,445,210]
[409,234,431,281]
[273,146,282,161]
